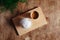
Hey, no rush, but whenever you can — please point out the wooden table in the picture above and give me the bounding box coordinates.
[0,0,60,40]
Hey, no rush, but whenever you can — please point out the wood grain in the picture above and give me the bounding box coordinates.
[0,0,60,40]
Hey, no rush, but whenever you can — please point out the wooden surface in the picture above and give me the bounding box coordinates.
[12,7,47,36]
[0,0,60,40]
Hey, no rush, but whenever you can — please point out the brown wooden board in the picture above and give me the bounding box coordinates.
[12,7,47,36]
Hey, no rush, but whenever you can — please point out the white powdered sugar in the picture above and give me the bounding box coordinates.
[20,18,32,29]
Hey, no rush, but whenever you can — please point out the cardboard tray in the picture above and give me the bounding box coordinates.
[12,7,47,36]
